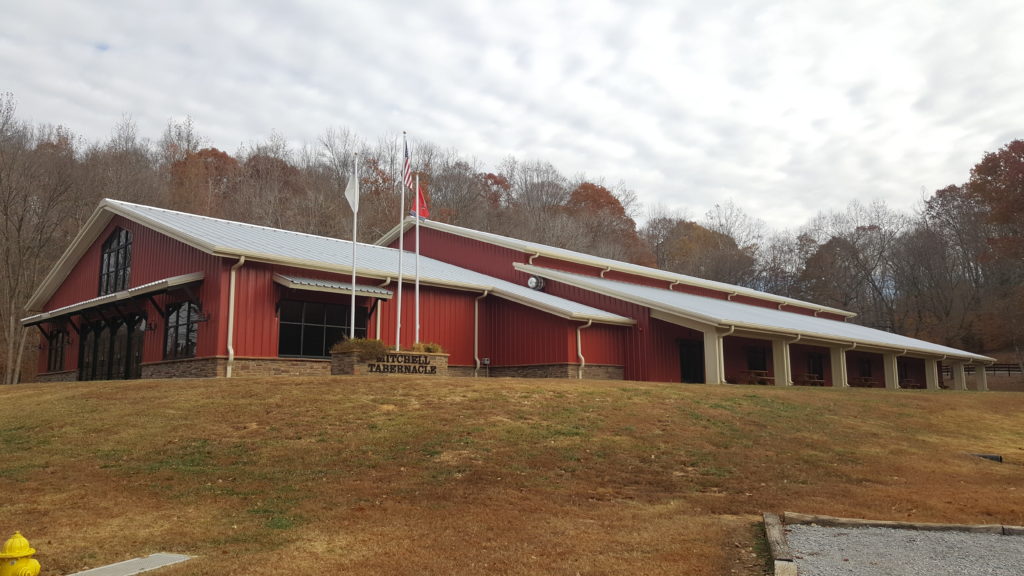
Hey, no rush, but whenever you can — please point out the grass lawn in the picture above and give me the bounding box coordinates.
[2,375,1022,575]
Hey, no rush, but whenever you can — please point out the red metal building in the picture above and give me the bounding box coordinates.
[24,199,993,391]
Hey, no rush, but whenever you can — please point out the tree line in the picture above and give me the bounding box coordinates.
[2,91,1022,383]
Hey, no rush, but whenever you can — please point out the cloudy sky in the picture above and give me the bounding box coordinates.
[3,1,1023,229]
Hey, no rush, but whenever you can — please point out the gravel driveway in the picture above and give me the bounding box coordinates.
[786,524,1024,576]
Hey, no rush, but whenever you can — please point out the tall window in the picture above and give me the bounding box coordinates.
[746,346,767,372]
[807,353,825,379]
[47,329,67,372]
[166,301,200,359]
[859,358,873,378]
[99,228,132,295]
[278,300,366,358]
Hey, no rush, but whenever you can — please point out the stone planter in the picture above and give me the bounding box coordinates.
[331,350,449,376]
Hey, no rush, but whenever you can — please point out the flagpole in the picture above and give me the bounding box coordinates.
[415,174,421,345]
[395,133,408,351]
[349,153,358,340]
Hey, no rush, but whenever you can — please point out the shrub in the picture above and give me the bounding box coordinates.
[330,338,388,361]
[409,341,445,354]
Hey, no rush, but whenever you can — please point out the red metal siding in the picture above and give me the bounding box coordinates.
[400,228,526,283]
[647,318,704,382]
[374,285,477,366]
[542,280,650,380]
[482,298,575,366]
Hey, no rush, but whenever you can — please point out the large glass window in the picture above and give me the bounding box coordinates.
[166,301,200,359]
[278,300,366,358]
[99,228,132,296]
[47,329,67,372]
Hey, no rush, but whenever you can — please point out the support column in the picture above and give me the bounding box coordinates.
[925,358,940,391]
[952,362,967,391]
[977,364,989,392]
[883,352,900,390]
[703,329,725,385]
[772,338,792,386]
[830,346,849,388]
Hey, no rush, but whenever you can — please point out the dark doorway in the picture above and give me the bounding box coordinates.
[678,339,705,383]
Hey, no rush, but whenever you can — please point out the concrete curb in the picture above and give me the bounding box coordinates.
[783,511,1024,535]
[762,512,1024,576]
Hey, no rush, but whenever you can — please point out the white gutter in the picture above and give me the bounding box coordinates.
[474,290,490,376]
[226,256,246,378]
[576,320,593,379]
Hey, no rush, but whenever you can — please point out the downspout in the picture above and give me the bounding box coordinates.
[375,278,390,340]
[576,319,593,379]
[727,292,737,301]
[226,256,246,378]
[783,333,801,385]
[474,290,490,377]
[669,281,680,291]
[528,252,540,265]
[600,266,611,278]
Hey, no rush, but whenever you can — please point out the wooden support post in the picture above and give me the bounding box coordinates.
[703,329,725,385]
[883,352,900,390]
[925,358,940,390]
[952,362,967,391]
[830,346,849,388]
[772,338,792,386]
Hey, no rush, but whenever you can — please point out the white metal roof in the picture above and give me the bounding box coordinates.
[378,217,856,318]
[518,264,994,363]
[25,200,632,326]
[273,274,394,299]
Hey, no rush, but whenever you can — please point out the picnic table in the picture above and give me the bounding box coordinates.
[742,370,775,385]
[796,373,826,386]
[849,376,878,387]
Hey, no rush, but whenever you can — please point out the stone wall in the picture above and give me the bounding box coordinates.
[35,357,621,382]
[142,356,330,379]
[34,370,78,383]
[486,363,624,380]
[447,365,478,378]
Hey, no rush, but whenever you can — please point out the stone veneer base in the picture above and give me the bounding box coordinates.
[36,359,623,382]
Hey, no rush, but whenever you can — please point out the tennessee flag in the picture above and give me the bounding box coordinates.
[413,183,430,219]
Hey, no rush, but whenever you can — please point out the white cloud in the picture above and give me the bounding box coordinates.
[2,0,1023,230]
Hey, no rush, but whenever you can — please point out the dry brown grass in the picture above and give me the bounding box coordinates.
[2,376,1022,575]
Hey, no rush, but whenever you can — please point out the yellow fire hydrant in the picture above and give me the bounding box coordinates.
[0,532,40,576]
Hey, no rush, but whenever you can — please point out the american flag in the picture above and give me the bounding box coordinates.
[403,139,414,190]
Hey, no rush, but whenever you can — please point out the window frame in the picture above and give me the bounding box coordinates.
[47,328,67,372]
[277,299,366,358]
[165,301,201,360]
[99,228,132,296]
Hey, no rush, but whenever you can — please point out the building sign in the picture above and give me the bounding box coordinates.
[366,353,439,375]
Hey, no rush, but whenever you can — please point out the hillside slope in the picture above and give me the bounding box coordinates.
[2,376,1022,575]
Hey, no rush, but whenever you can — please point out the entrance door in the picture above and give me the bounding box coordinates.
[678,339,705,383]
